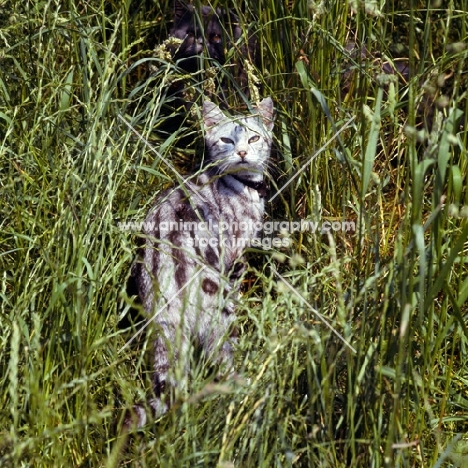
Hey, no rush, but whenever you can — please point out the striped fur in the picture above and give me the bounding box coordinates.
[129,98,274,427]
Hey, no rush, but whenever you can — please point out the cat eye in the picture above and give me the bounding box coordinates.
[248,135,260,143]
[211,34,222,43]
[220,137,234,144]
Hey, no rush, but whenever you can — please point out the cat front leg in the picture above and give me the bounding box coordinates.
[152,319,191,411]
[123,320,190,430]
[216,326,238,380]
[197,301,238,382]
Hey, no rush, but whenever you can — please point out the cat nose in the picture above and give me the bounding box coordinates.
[238,151,247,159]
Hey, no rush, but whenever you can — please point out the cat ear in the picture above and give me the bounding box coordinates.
[255,97,275,131]
[174,0,190,23]
[203,101,226,127]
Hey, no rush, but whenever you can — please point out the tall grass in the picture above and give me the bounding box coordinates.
[1,0,468,466]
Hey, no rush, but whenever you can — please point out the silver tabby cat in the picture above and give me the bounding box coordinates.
[130,97,274,427]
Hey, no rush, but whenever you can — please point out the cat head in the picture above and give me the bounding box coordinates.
[202,98,275,181]
[169,0,241,73]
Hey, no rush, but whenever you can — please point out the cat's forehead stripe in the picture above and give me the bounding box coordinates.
[210,117,264,132]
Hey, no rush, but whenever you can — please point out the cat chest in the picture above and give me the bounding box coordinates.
[175,189,263,264]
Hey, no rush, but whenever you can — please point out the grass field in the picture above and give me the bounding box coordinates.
[1,0,468,466]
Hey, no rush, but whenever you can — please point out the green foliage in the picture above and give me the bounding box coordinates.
[1,0,468,466]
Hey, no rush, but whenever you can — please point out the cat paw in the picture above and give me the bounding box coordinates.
[122,399,169,431]
[148,397,169,418]
[122,405,148,431]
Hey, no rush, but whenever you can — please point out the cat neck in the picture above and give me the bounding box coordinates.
[231,174,268,198]
[227,174,268,199]
[198,167,268,199]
